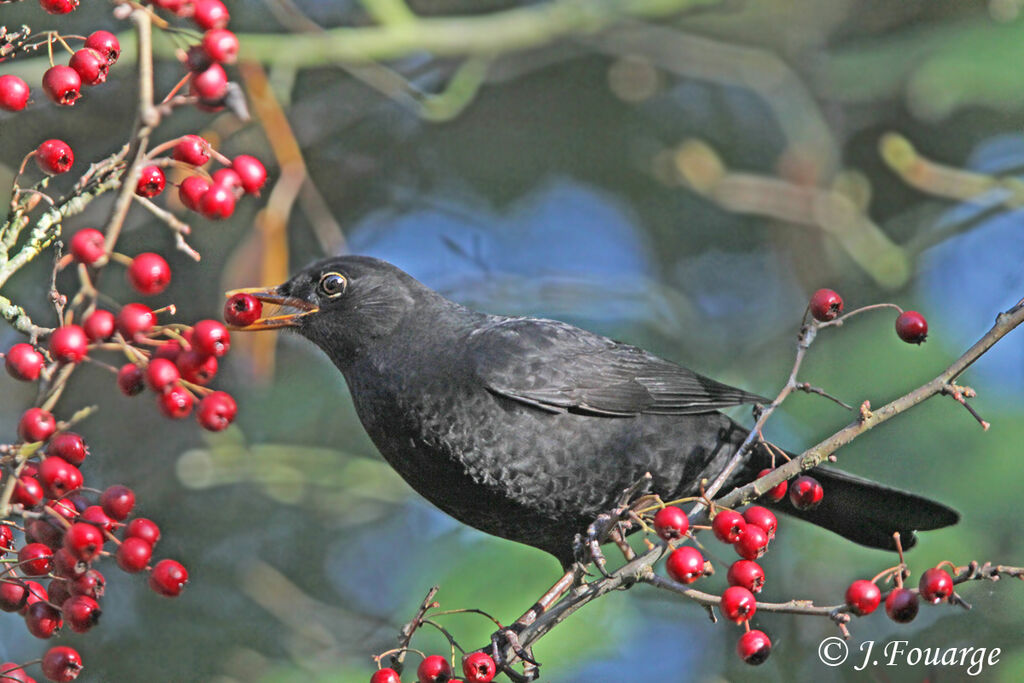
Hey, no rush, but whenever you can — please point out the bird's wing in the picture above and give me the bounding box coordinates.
[467,317,767,416]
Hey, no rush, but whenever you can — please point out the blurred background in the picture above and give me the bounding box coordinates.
[2,0,1024,680]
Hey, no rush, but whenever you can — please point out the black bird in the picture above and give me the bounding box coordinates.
[230,255,958,570]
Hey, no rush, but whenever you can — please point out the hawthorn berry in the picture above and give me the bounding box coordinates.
[145,358,179,393]
[192,319,231,357]
[809,288,843,322]
[918,568,954,604]
[232,155,267,194]
[198,183,236,219]
[79,506,115,533]
[70,569,104,600]
[84,31,120,65]
[417,655,452,683]
[52,549,85,580]
[178,176,211,211]
[370,669,401,683]
[0,580,28,612]
[49,325,89,363]
[49,499,79,522]
[727,560,765,593]
[158,384,194,418]
[788,475,824,511]
[36,139,74,175]
[26,519,62,550]
[895,311,928,344]
[100,485,135,520]
[18,543,54,576]
[733,524,769,560]
[0,525,13,553]
[135,166,166,198]
[0,75,30,112]
[126,518,161,546]
[712,509,746,544]
[197,391,237,431]
[6,343,45,381]
[173,135,211,166]
[0,662,35,683]
[653,505,689,540]
[69,228,105,264]
[68,49,108,86]
[125,252,172,295]
[19,407,57,442]
[742,506,777,539]
[224,293,262,326]
[202,29,239,64]
[116,303,156,339]
[42,65,82,106]
[885,587,919,623]
[116,537,153,573]
[191,63,228,101]
[41,645,83,682]
[149,559,188,596]
[756,468,787,503]
[63,523,104,563]
[39,0,79,14]
[117,363,145,396]
[25,600,63,638]
[211,167,242,191]
[665,545,704,584]
[12,475,44,507]
[737,629,771,665]
[47,579,72,609]
[193,0,230,29]
[39,456,83,498]
[462,651,496,683]
[721,586,757,623]
[178,349,218,385]
[22,580,48,610]
[62,594,100,633]
[845,579,881,616]
[83,310,116,342]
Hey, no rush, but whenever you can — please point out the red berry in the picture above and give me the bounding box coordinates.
[845,579,881,616]
[18,543,54,576]
[145,358,180,392]
[174,136,211,167]
[116,537,153,573]
[135,165,166,198]
[918,568,954,604]
[178,176,211,211]
[733,524,769,560]
[42,66,81,106]
[462,651,495,683]
[49,432,88,466]
[22,580,48,610]
[809,288,843,322]
[742,506,777,539]
[224,293,262,326]
[0,75,31,112]
[197,391,237,431]
[198,183,236,219]
[885,587,919,623]
[84,31,120,65]
[665,545,704,584]
[158,384,194,418]
[116,303,156,339]
[49,325,89,363]
[711,509,746,544]
[79,506,115,533]
[232,155,267,195]
[126,518,161,546]
[202,29,239,64]
[52,549,85,579]
[41,645,83,682]
[63,523,104,562]
[788,475,824,511]
[0,663,35,683]
[417,655,451,683]
[19,407,56,442]
[117,363,145,396]
[39,456,83,498]
[756,468,787,503]
[39,0,79,13]
[68,49,108,86]
[62,594,101,633]
[69,228,105,264]
[6,343,45,381]
[736,629,771,665]
[0,525,13,554]
[69,569,104,599]
[0,580,29,612]
[193,0,230,29]
[192,319,231,357]
[82,310,115,342]
[100,485,135,520]
[149,559,188,596]
[177,349,218,384]
[49,499,78,522]
[126,252,171,296]
[896,311,928,344]
[721,585,757,623]
[26,519,63,550]
[190,63,228,101]
[36,139,74,175]
[25,600,63,638]
[652,505,689,541]
[370,669,401,683]
[211,167,242,191]
[47,578,72,609]
[13,475,44,507]
[727,560,765,593]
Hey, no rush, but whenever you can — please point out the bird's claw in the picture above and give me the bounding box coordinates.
[491,626,540,680]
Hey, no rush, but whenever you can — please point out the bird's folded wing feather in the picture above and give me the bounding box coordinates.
[468,317,768,416]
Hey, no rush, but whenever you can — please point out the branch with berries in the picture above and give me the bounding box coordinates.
[367,292,1024,683]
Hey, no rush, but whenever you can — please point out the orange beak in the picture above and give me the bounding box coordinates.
[224,287,319,330]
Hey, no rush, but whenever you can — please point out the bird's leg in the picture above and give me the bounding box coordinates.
[582,513,615,578]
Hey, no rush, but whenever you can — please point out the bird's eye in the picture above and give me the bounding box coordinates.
[318,272,347,297]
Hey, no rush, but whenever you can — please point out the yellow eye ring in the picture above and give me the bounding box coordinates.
[318,272,347,297]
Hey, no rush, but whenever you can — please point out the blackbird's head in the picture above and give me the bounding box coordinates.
[226,255,423,366]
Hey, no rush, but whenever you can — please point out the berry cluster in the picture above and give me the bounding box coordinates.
[844,563,957,624]
[370,650,497,683]
[809,288,929,344]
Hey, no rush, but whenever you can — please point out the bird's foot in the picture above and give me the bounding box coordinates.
[491,625,540,680]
